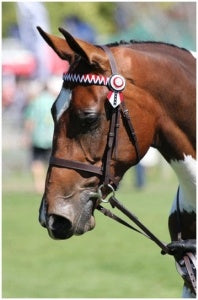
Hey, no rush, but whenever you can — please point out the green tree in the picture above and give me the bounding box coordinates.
[2,2,17,37]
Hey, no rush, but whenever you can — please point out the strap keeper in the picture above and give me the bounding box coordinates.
[109,132,114,137]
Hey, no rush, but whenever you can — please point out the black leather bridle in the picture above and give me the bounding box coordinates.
[49,46,140,189]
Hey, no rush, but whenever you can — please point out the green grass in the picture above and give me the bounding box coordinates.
[3,166,182,298]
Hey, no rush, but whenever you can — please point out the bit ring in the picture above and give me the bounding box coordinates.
[98,184,115,203]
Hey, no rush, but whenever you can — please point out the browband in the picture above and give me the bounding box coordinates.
[63,72,126,108]
[63,73,109,86]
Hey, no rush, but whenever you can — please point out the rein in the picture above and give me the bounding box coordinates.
[96,190,196,294]
[97,195,170,254]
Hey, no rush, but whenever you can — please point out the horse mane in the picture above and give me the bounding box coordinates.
[104,40,189,53]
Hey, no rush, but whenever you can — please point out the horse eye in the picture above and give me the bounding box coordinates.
[85,113,98,123]
[78,111,99,129]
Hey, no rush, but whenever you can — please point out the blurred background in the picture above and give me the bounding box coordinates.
[2,2,196,298]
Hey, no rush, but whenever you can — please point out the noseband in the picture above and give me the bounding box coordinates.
[49,46,140,190]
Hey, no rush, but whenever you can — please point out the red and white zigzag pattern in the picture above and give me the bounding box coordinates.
[63,73,109,86]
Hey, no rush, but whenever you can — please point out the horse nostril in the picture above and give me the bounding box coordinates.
[48,215,73,239]
[54,215,72,231]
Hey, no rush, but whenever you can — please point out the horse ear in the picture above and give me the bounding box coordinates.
[58,27,107,70]
[37,26,76,63]
[37,26,107,70]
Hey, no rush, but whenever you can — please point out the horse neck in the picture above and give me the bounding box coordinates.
[118,45,196,208]
[154,81,196,211]
[149,78,196,211]
[120,45,196,161]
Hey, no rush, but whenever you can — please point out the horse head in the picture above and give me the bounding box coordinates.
[37,27,166,239]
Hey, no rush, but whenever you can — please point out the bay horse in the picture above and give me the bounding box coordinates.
[37,27,196,298]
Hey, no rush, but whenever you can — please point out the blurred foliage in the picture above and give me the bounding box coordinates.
[46,2,116,35]
[2,2,17,37]
[2,2,196,49]
[2,2,116,37]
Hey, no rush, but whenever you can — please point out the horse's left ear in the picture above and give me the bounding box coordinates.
[37,26,107,70]
[58,27,108,71]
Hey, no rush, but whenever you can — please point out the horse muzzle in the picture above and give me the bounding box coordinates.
[39,192,97,240]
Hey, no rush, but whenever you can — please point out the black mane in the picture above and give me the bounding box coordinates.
[105,39,189,52]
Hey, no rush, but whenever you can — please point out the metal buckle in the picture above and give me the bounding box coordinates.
[98,184,115,203]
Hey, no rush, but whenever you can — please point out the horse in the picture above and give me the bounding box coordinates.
[37,27,196,297]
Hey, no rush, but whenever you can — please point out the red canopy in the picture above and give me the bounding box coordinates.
[2,38,69,77]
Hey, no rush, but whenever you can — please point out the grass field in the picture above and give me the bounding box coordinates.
[3,165,183,298]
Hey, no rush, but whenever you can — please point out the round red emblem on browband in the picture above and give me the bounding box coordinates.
[108,74,126,92]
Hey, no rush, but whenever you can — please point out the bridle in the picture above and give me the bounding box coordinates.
[48,46,196,294]
[49,45,140,191]
[48,44,170,252]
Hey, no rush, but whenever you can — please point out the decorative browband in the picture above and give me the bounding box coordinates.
[63,72,126,108]
[63,73,109,86]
